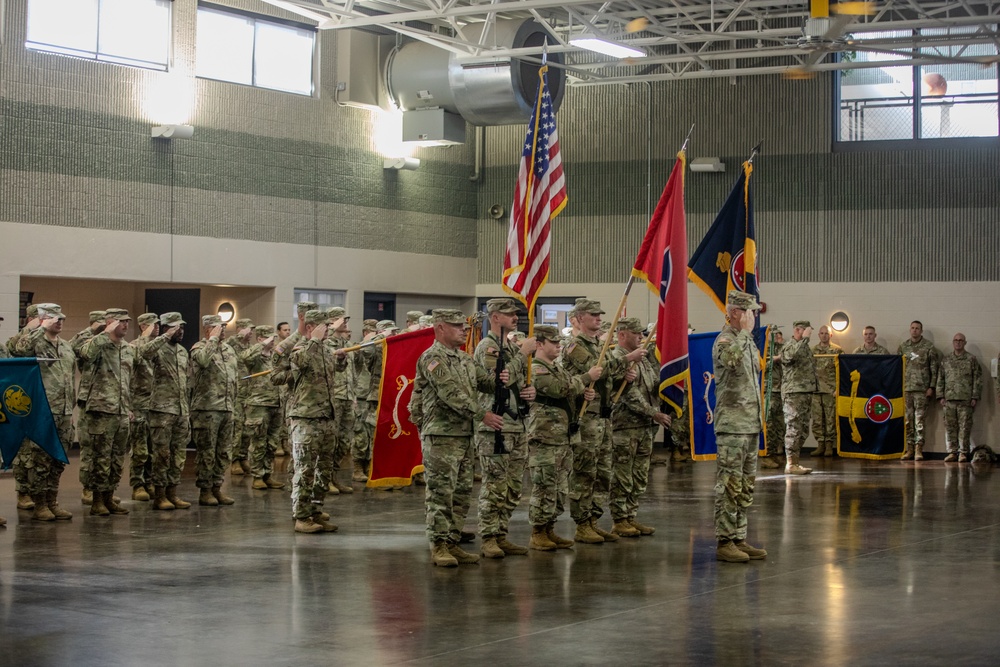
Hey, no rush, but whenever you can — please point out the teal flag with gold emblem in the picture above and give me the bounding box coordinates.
[0,358,69,469]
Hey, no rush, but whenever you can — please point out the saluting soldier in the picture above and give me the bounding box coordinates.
[228,317,255,476]
[780,320,816,475]
[240,325,285,491]
[128,313,159,501]
[70,309,106,506]
[325,307,355,495]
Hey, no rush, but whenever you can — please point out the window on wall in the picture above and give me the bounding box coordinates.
[196,3,315,96]
[26,0,171,70]
[838,27,999,143]
[292,290,346,320]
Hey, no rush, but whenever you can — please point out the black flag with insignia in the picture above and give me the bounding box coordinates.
[0,359,69,469]
[836,354,904,459]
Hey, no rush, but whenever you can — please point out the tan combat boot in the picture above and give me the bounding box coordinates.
[17,492,35,510]
[106,491,129,515]
[734,540,767,560]
[89,492,111,516]
[211,486,235,505]
[252,477,268,490]
[31,495,55,521]
[327,482,340,495]
[199,488,219,506]
[914,445,924,461]
[152,487,175,511]
[481,536,506,559]
[332,478,353,494]
[629,518,656,536]
[264,475,285,489]
[312,514,339,532]
[132,486,150,502]
[811,442,826,457]
[591,518,619,542]
[352,462,369,483]
[785,454,812,475]
[717,539,750,563]
[497,534,529,555]
[274,447,287,458]
[294,517,323,534]
[81,488,93,506]
[759,456,780,469]
[448,544,481,564]
[574,521,604,544]
[529,525,557,551]
[230,461,245,476]
[546,523,574,549]
[166,486,191,509]
[48,491,73,520]
[612,519,640,538]
[825,442,835,457]
[431,541,458,567]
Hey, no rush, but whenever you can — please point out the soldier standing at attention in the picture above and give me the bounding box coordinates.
[780,321,815,475]
[350,318,378,482]
[142,312,192,510]
[70,309,105,506]
[189,315,239,507]
[853,326,891,354]
[228,318,255,477]
[240,325,285,491]
[12,304,76,521]
[78,308,135,517]
[609,318,671,537]
[287,310,347,533]
[526,325,600,550]
[713,291,768,563]
[325,307,356,495]
[409,309,504,567]
[128,313,159,502]
[274,320,292,458]
[811,325,843,458]
[898,321,940,461]
[937,333,982,462]
[560,298,644,545]
[760,327,785,469]
[473,298,536,559]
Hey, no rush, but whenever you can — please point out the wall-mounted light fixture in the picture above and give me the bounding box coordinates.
[384,157,421,171]
[151,124,195,139]
[217,302,235,324]
[830,311,850,332]
[690,157,726,172]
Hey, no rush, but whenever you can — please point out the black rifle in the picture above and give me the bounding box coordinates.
[492,328,523,454]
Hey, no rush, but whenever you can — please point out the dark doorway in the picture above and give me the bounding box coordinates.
[364,292,396,323]
[144,288,200,349]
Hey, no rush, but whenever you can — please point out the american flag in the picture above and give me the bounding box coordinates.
[501,63,566,325]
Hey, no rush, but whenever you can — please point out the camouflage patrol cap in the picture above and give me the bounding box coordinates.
[571,298,604,315]
[362,318,378,332]
[234,318,253,329]
[376,319,398,333]
[296,301,318,314]
[304,310,328,325]
[534,324,561,342]
[486,298,519,315]
[432,309,467,325]
[254,325,275,337]
[36,303,66,320]
[726,290,760,311]
[326,307,347,321]
[599,321,613,334]
[105,308,131,321]
[405,310,423,323]
[160,312,185,326]
[26,304,39,319]
[793,320,811,329]
[508,331,526,343]
[202,314,223,328]
[137,313,159,327]
[418,315,433,327]
[89,310,106,324]
[616,317,644,334]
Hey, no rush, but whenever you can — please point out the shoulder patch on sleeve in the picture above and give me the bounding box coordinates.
[564,342,576,355]
[427,359,440,373]
[485,348,499,357]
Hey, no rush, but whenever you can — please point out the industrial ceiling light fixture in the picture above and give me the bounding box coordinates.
[569,36,645,60]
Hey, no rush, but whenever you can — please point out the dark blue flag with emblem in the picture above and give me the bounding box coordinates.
[687,161,758,324]
[0,358,69,469]
[836,354,904,459]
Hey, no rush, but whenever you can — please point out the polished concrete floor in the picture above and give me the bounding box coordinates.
[2,451,999,666]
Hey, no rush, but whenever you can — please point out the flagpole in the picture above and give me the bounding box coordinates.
[611,331,658,404]
[577,276,635,418]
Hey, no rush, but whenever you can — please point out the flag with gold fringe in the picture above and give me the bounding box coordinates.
[836,354,904,459]
[368,328,435,487]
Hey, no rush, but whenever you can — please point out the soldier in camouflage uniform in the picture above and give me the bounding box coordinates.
[760,327,785,469]
[560,299,644,544]
[609,318,671,537]
[269,303,315,459]
[898,321,940,461]
[325,307,355,495]
[668,325,695,464]
[12,304,76,521]
[240,325,285,491]
[409,309,503,567]
[780,320,815,475]
[274,321,293,457]
[853,326,891,354]
[141,312,192,510]
[189,314,239,506]
[473,298,536,559]
[70,309,106,506]
[78,308,135,517]
[404,310,423,332]
[356,319,398,484]
[811,325,843,458]
[936,333,982,462]
[350,318,378,482]
[286,310,347,533]
[127,313,159,501]
[228,317,254,476]
[712,291,768,563]
[527,324,600,550]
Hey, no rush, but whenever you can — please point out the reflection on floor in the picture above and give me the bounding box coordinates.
[2,453,998,665]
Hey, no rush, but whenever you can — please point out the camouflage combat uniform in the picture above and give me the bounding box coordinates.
[327,334,356,484]
[240,341,282,480]
[357,339,384,470]
[853,343,891,355]
[780,334,817,459]
[712,323,762,542]
[141,331,190,491]
[70,321,101,491]
[898,337,940,455]
[936,350,982,455]
[128,327,156,493]
[350,339,375,476]
[811,340,843,456]
[763,339,785,459]
[609,344,659,526]
[189,334,239,492]
[227,325,253,464]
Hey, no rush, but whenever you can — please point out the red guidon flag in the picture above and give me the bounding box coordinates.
[368,328,435,487]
